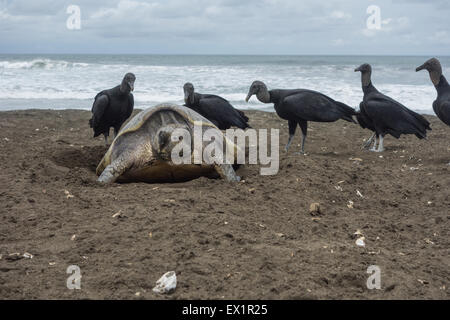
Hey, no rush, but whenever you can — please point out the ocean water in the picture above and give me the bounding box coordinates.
[0,54,448,114]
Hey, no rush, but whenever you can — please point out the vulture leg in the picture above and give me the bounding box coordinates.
[376,135,385,152]
[362,133,376,149]
[103,133,109,145]
[285,120,297,152]
[113,127,120,140]
[370,135,378,152]
[215,164,241,182]
[295,120,308,155]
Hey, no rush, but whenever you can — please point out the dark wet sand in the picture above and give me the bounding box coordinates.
[0,109,449,299]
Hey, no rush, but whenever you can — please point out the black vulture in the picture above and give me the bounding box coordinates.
[354,64,431,152]
[416,58,450,127]
[245,81,357,154]
[183,83,250,130]
[89,73,136,144]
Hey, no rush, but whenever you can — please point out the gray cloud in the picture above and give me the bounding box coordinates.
[0,0,449,54]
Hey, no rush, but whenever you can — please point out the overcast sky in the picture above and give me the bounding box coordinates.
[0,0,449,55]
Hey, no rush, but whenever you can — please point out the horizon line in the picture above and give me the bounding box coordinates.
[0,53,449,57]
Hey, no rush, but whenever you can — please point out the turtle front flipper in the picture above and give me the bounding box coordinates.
[98,142,152,184]
[215,164,241,182]
[98,153,133,184]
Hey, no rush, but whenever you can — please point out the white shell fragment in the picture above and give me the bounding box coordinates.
[152,271,177,294]
[23,252,33,259]
[64,190,74,199]
[355,237,366,247]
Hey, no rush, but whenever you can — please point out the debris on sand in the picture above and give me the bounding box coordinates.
[309,203,321,216]
[153,271,177,294]
[64,190,74,199]
[353,230,366,247]
[347,200,354,209]
[352,229,364,239]
[356,190,364,198]
[112,210,122,218]
[355,237,366,247]
[23,252,33,259]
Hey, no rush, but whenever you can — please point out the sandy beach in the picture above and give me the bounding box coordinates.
[0,109,448,299]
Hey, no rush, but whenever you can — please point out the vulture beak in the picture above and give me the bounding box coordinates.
[128,82,134,91]
[245,92,253,103]
[184,91,194,104]
[354,67,361,72]
[416,64,426,72]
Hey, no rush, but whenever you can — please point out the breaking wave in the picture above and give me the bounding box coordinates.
[0,55,446,113]
[0,59,90,70]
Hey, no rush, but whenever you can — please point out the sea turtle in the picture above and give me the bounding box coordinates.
[96,103,241,183]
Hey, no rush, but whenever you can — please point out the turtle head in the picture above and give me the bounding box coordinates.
[246,80,270,103]
[154,124,190,162]
[121,73,136,93]
[183,82,195,105]
[416,58,442,86]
